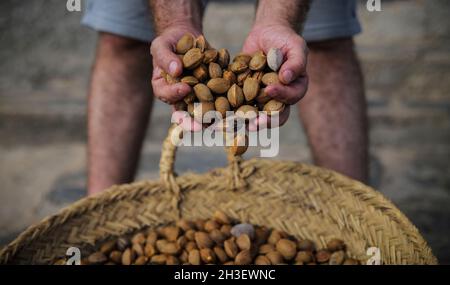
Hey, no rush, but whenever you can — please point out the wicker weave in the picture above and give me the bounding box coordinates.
[0,125,438,264]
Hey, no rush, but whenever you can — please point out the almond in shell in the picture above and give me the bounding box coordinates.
[183,48,204,69]
[207,78,230,94]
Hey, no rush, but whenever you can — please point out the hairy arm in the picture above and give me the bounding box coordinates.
[255,0,310,32]
[149,0,203,35]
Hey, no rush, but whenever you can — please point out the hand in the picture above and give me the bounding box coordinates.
[242,24,309,131]
[150,26,203,131]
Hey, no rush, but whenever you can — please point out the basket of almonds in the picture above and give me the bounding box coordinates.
[0,34,437,265]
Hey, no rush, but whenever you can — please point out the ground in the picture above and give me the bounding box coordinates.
[0,0,449,263]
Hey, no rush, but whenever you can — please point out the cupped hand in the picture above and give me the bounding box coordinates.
[150,27,203,131]
[242,24,309,130]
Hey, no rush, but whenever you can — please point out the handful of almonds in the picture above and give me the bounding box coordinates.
[164,33,287,155]
[54,211,360,265]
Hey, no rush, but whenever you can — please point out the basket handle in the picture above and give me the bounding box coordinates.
[159,124,248,196]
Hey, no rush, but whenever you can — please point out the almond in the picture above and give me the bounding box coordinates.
[295,251,314,263]
[224,238,239,258]
[210,229,227,244]
[230,60,248,74]
[132,232,146,245]
[236,234,252,251]
[263,99,285,115]
[233,53,252,65]
[150,254,167,265]
[217,48,230,68]
[203,49,218,64]
[144,243,156,257]
[327,239,345,252]
[249,51,267,71]
[267,48,283,71]
[276,239,297,260]
[176,219,195,231]
[256,88,271,105]
[207,78,230,94]
[261,72,280,86]
[215,96,230,118]
[193,83,213,102]
[109,250,122,264]
[181,75,199,86]
[188,249,201,265]
[223,70,237,85]
[235,250,252,265]
[236,105,258,120]
[329,250,346,265]
[204,220,220,232]
[259,244,275,254]
[166,255,180,265]
[163,226,181,241]
[209,62,223,79]
[243,77,260,101]
[298,239,316,252]
[134,256,148,265]
[121,248,135,265]
[214,246,229,264]
[99,240,116,254]
[183,92,196,104]
[192,64,208,81]
[183,48,204,69]
[266,251,283,264]
[193,101,215,123]
[227,84,244,108]
[195,231,214,249]
[195,35,208,52]
[156,240,180,255]
[255,255,271,265]
[213,210,231,224]
[87,252,107,265]
[251,71,265,83]
[316,249,331,263]
[227,133,248,156]
[237,69,251,86]
[200,248,216,263]
[176,33,194,54]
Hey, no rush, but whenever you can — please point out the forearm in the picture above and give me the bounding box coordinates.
[149,0,203,34]
[255,0,310,30]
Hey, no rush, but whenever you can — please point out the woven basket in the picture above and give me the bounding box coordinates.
[0,125,438,264]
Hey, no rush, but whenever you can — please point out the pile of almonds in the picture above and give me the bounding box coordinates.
[54,211,360,265]
[167,33,286,127]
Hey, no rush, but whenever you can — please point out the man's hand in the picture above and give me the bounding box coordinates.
[244,0,310,130]
[149,0,205,131]
[150,27,198,105]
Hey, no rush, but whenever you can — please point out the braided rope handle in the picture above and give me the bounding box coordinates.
[159,124,248,216]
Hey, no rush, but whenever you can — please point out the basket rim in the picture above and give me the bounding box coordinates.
[0,158,438,264]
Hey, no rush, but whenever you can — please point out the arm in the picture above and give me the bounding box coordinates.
[245,0,310,130]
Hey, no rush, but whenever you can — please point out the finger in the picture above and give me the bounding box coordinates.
[248,106,290,132]
[152,66,191,104]
[150,37,183,78]
[279,37,308,84]
[263,105,290,129]
[265,75,308,105]
[172,110,203,132]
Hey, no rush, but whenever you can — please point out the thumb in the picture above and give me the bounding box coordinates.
[150,37,183,77]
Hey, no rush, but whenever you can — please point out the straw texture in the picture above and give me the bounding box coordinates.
[0,125,438,264]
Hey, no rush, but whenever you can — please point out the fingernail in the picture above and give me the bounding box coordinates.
[282,70,294,84]
[169,61,178,76]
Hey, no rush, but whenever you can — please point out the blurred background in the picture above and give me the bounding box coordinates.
[0,0,449,263]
